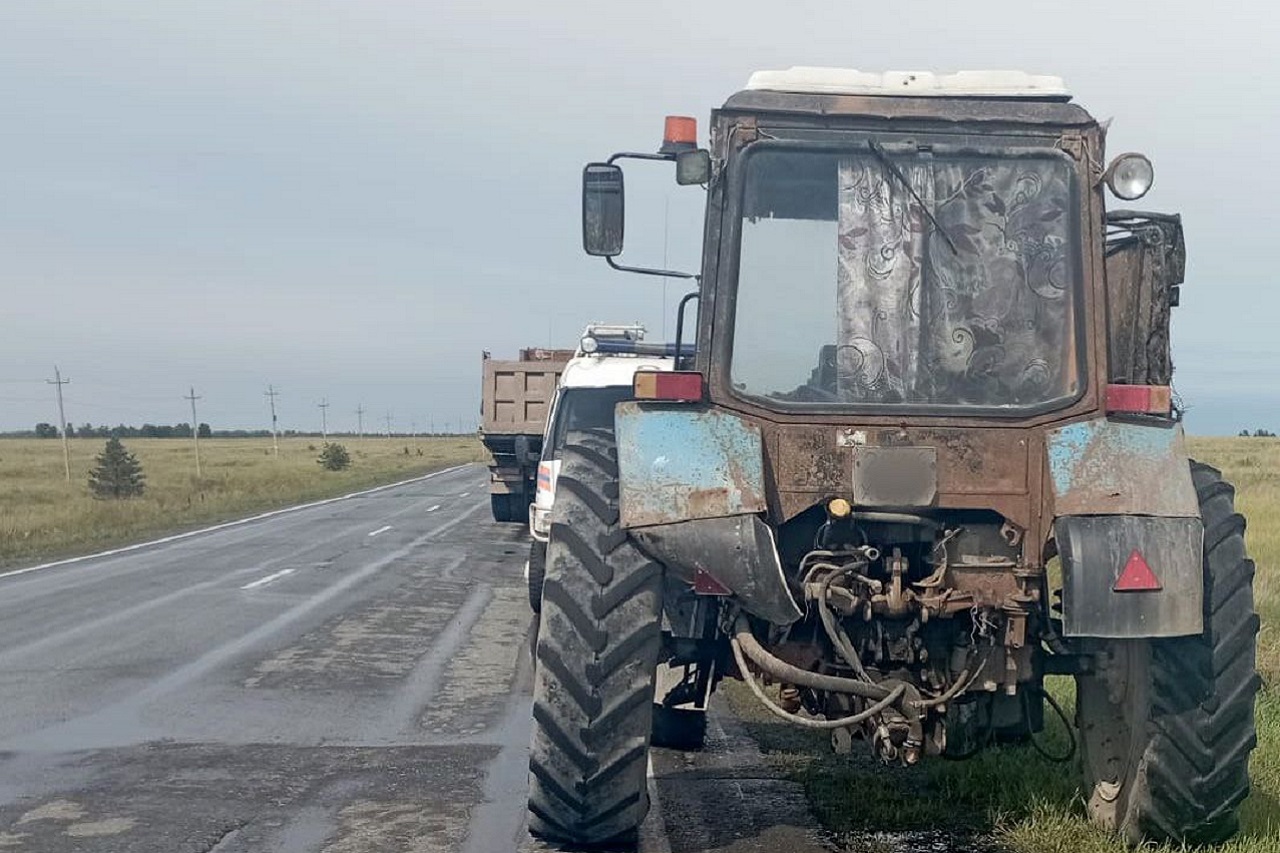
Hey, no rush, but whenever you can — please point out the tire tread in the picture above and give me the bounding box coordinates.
[1126,460,1259,845]
[527,429,662,845]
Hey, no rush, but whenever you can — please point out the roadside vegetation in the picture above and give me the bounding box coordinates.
[0,436,485,567]
[725,435,1280,852]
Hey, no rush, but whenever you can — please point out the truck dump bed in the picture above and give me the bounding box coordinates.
[480,348,573,522]
[480,348,572,437]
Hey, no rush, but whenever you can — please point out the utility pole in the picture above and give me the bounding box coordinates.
[264,385,280,456]
[318,398,329,440]
[410,420,418,452]
[184,386,203,477]
[429,416,435,436]
[355,405,365,439]
[384,411,393,438]
[46,366,71,482]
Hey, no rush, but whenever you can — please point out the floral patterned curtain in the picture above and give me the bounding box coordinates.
[835,155,1075,406]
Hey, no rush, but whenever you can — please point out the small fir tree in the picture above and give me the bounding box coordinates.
[88,437,146,498]
[318,442,351,471]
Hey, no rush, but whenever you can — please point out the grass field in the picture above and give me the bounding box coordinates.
[0,436,486,568]
[725,436,1280,852]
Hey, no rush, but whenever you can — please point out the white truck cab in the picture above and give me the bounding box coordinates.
[525,323,675,611]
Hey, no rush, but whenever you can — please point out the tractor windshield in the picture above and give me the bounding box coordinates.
[730,143,1083,412]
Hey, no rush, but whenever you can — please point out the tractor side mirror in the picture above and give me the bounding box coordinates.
[582,163,625,257]
[675,149,710,185]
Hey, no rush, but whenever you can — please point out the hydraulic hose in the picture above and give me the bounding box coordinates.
[731,616,893,701]
[730,633,905,730]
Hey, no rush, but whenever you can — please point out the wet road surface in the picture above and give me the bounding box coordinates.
[0,464,829,853]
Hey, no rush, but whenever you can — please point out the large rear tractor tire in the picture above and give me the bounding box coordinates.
[527,428,664,845]
[1076,461,1259,845]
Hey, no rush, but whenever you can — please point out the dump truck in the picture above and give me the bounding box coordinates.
[479,347,573,522]
[527,68,1259,847]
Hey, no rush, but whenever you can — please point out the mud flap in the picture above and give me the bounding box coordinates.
[632,515,803,626]
[1055,515,1204,638]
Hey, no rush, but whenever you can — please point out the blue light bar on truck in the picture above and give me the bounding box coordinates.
[590,339,696,357]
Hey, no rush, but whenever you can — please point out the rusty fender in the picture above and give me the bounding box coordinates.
[615,401,802,626]
[1047,418,1203,638]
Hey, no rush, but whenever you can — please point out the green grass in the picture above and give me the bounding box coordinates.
[723,436,1280,852]
[0,436,486,567]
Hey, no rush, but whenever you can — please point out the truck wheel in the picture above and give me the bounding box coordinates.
[490,489,527,524]
[489,494,514,523]
[527,540,546,614]
[651,705,707,751]
[527,428,663,845]
[1076,461,1259,845]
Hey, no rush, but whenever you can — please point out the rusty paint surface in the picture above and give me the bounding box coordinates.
[1047,418,1198,518]
[768,425,1031,522]
[615,402,767,528]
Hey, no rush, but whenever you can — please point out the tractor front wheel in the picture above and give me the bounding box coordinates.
[1076,461,1259,845]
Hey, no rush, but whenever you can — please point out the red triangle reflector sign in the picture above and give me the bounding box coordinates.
[1114,549,1162,592]
[692,568,732,596]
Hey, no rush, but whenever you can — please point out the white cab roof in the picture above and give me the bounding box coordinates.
[559,354,673,389]
[745,67,1069,99]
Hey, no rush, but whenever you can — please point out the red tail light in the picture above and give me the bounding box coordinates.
[1106,384,1172,415]
[1114,549,1162,592]
[634,371,703,402]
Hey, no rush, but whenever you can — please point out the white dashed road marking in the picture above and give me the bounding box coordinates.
[240,568,296,590]
[427,505,441,513]
[368,525,392,537]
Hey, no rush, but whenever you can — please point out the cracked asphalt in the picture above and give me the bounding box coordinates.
[0,464,828,853]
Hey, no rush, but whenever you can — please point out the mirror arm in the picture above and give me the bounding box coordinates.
[600,151,699,279]
[606,257,699,280]
[607,151,676,165]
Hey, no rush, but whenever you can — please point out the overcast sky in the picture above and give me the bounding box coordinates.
[2,1,1276,435]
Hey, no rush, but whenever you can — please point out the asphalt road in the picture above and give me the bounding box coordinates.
[0,464,827,853]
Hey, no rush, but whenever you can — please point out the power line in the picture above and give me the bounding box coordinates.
[264,385,280,456]
[184,386,203,477]
[318,398,329,440]
[46,366,71,482]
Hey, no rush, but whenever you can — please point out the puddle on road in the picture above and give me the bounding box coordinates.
[833,830,998,853]
[421,586,530,736]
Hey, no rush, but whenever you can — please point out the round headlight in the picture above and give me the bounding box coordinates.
[1105,152,1154,201]
[580,336,598,354]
